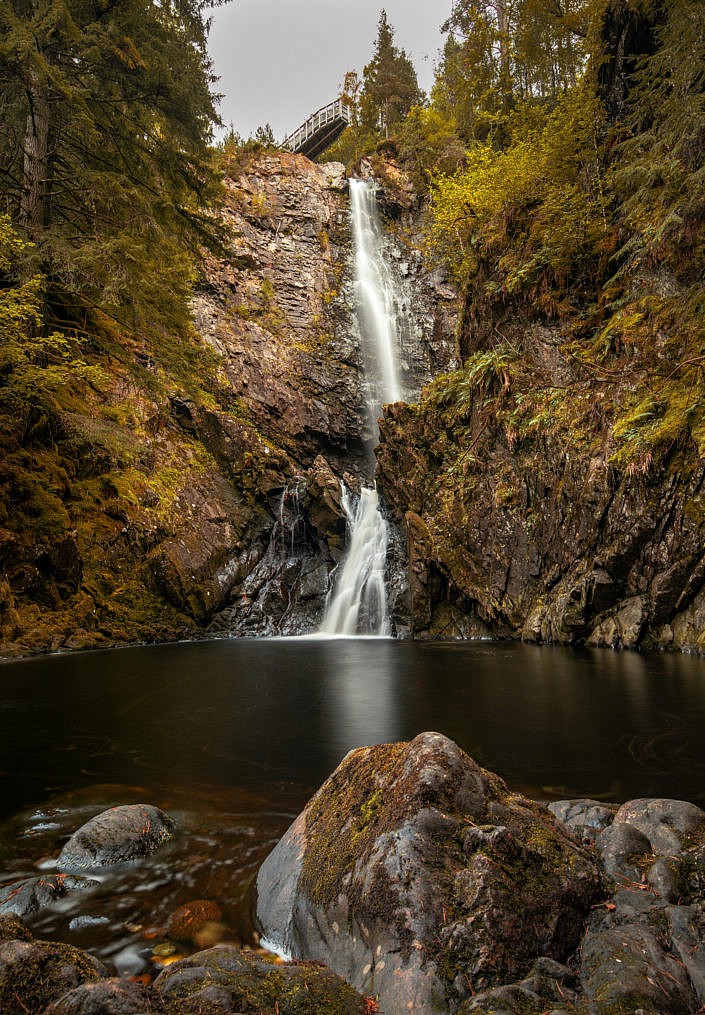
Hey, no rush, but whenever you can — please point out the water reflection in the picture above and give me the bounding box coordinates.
[2,640,705,818]
[318,639,404,764]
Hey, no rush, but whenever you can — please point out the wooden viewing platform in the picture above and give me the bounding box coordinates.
[282,99,352,160]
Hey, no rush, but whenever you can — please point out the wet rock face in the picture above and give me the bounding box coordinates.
[377,397,705,652]
[193,152,365,470]
[256,732,603,1014]
[58,804,176,871]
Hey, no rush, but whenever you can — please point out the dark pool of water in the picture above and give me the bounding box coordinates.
[1,637,705,972]
[3,637,705,811]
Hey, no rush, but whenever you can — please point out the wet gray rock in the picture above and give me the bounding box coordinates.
[459,956,579,1013]
[612,797,705,854]
[0,874,97,916]
[666,903,705,1005]
[57,804,176,870]
[579,921,697,1013]
[44,978,165,1014]
[256,732,603,1015]
[548,799,617,842]
[595,821,652,882]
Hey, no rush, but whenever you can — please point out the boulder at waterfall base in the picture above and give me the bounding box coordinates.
[256,732,604,1013]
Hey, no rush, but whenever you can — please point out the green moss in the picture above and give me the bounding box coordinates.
[163,954,367,1015]
[0,940,101,1014]
[300,743,407,916]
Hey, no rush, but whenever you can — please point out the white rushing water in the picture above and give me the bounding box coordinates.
[349,177,402,413]
[319,485,390,636]
[319,179,401,636]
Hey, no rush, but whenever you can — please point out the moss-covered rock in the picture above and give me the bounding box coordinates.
[153,944,368,1014]
[0,938,104,1014]
[377,392,705,653]
[256,732,604,1014]
[0,915,32,942]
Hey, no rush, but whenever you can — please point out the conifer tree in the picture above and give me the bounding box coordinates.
[361,11,423,138]
[437,0,592,141]
[0,0,224,328]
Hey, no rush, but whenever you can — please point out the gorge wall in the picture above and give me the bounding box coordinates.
[0,151,456,654]
[3,139,704,657]
[377,296,705,653]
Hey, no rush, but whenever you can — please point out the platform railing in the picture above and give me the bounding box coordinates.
[282,99,352,153]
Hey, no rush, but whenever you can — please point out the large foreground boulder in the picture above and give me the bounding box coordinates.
[256,732,604,1013]
[0,938,105,1014]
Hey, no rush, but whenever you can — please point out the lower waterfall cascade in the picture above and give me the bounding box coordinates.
[318,484,390,636]
[319,178,402,636]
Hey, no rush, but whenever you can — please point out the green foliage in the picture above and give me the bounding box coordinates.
[436,0,600,144]
[0,216,103,439]
[416,0,705,474]
[428,89,607,296]
[610,0,705,278]
[0,0,223,330]
[396,106,466,190]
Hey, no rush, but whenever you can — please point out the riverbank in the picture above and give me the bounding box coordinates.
[4,731,705,1013]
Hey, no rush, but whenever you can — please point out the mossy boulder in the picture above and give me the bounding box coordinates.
[256,732,604,1014]
[0,938,104,1014]
[44,978,165,1014]
[57,804,175,871]
[153,944,368,1014]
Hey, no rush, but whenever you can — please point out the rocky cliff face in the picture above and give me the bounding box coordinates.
[0,150,456,653]
[376,320,705,653]
[191,151,456,638]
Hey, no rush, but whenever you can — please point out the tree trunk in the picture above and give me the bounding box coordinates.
[20,77,51,230]
[496,0,511,89]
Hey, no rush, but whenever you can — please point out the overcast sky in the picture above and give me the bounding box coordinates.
[206,1,452,142]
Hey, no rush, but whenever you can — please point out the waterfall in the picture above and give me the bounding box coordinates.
[319,179,401,636]
[319,485,389,636]
[349,178,402,420]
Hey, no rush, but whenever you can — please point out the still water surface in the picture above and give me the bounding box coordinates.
[2,638,705,972]
[3,637,705,811]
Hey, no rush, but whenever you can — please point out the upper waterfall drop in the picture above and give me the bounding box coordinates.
[349,178,402,413]
[318,178,402,637]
